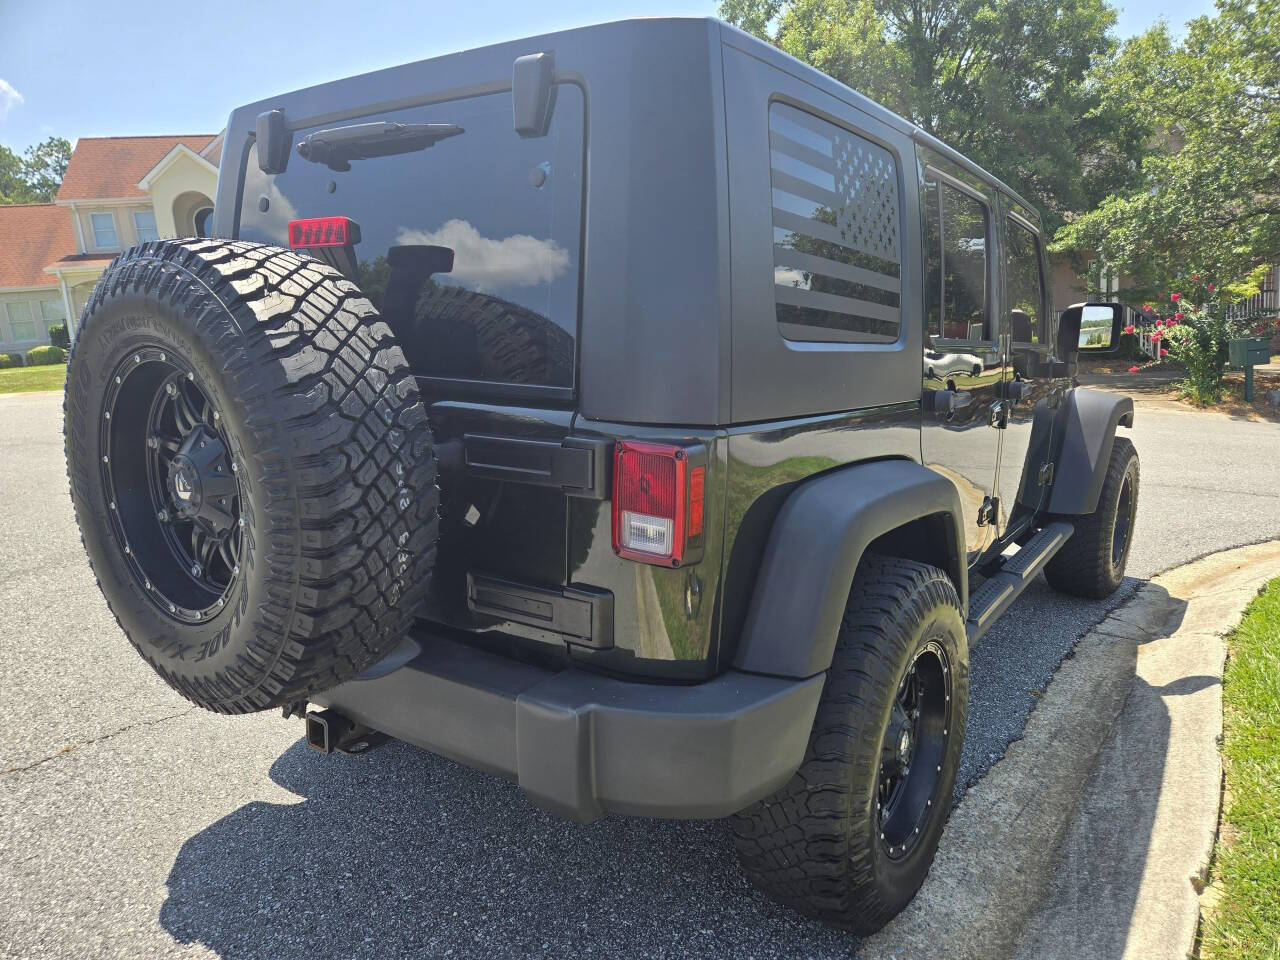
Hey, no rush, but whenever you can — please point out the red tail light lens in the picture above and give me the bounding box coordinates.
[287,216,359,248]
[612,441,705,567]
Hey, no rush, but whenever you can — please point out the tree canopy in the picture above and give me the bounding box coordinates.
[1052,0,1280,298]
[0,136,72,204]
[720,0,1145,234]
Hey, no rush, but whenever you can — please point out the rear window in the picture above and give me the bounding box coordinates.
[768,102,903,344]
[237,86,584,390]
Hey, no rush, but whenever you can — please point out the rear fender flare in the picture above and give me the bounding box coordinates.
[732,459,966,679]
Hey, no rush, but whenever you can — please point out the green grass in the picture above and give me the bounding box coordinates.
[0,364,66,394]
[1202,576,1280,959]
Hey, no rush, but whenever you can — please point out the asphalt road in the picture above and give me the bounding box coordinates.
[2,388,1279,960]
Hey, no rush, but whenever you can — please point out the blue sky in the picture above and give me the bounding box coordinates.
[0,0,1217,155]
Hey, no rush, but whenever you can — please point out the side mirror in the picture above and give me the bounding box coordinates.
[1058,302,1126,359]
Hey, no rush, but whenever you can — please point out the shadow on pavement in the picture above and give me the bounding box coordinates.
[159,739,856,960]
[1015,582,1198,960]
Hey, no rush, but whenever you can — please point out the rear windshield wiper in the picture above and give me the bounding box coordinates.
[296,121,464,171]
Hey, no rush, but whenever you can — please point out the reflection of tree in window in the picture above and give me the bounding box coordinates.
[782,206,901,312]
[1003,218,1045,346]
[923,180,989,341]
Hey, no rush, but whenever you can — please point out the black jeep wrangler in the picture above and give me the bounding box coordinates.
[64,18,1138,932]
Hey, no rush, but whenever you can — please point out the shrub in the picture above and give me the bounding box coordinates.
[1153,287,1271,404]
[47,322,70,349]
[26,345,66,366]
[0,353,23,369]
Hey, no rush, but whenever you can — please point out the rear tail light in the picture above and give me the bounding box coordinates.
[287,216,360,248]
[612,441,706,567]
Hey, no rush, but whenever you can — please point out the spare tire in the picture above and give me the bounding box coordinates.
[64,239,438,714]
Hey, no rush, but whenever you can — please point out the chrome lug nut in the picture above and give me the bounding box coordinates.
[165,382,176,396]
[191,563,201,576]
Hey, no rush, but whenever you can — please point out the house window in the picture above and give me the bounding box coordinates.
[5,302,38,341]
[133,211,159,243]
[768,102,902,344]
[39,299,66,334]
[90,212,119,249]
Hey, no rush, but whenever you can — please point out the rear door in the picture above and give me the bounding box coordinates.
[235,83,589,645]
[918,162,1003,564]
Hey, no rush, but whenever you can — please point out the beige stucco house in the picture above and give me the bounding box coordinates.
[0,133,221,358]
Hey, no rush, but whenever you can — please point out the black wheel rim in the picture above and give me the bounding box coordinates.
[877,640,952,859]
[1111,474,1134,568]
[100,346,243,623]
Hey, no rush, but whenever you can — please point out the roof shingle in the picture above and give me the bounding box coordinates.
[56,135,216,202]
[0,204,75,288]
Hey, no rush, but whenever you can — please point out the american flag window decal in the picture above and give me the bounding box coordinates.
[769,102,902,344]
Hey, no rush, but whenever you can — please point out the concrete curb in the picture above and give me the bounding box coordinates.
[858,540,1280,960]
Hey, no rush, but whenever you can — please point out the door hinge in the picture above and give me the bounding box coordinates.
[1037,462,1055,487]
[977,496,999,527]
[1047,387,1063,410]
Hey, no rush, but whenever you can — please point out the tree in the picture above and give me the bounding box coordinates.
[0,145,29,204]
[0,136,72,204]
[21,137,71,202]
[1052,0,1280,298]
[721,0,1135,234]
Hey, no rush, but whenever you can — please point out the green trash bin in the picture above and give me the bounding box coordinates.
[1228,336,1272,401]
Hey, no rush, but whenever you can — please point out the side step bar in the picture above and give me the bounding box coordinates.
[966,521,1074,644]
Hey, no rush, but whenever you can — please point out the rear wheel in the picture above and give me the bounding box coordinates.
[65,239,439,714]
[1044,436,1139,599]
[731,555,968,933]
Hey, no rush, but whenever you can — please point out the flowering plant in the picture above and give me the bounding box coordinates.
[1159,285,1270,403]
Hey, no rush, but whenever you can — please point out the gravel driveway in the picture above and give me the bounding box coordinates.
[2,388,1278,960]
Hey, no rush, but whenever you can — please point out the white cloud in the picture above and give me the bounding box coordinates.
[396,219,568,291]
[0,79,23,120]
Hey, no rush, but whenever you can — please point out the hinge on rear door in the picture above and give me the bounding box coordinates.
[1047,387,1063,410]
[1037,462,1055,487]
[462,434,611,500]
[977,496,999,527]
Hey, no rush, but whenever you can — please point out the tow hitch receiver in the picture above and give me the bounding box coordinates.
[304,708,388,755]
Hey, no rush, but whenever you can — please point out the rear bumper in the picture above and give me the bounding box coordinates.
[312,630,824,823]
